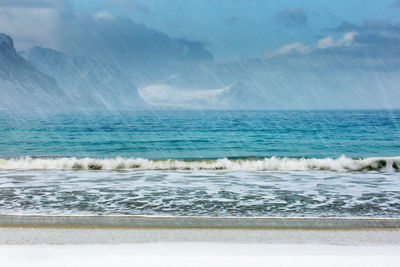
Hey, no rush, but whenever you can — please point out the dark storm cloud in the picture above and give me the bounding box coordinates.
[59,14,213,66]
[315,20,399,68]
[275,8,307,27]
[0,0,213,65]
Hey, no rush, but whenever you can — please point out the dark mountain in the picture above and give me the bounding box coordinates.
[0,33,147,111]
[0,33,64,110]
[22,46,147,110]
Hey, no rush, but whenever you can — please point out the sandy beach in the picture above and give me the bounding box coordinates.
[1,215,399,266]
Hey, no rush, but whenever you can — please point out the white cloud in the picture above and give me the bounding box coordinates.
[316,36,335,49]
[265,31,358,58]
[265,42,311,58]
[340,31,358,46]
[317,31,358,49]
[138,84,231,108]
[0,0,71,50]
[0,6,60,50]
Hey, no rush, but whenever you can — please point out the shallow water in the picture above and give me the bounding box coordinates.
[0,170,399,217]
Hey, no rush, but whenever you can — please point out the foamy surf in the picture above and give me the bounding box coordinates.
[0,155,399,171]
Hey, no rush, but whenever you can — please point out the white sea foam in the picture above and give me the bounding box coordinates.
[0,156,399,171]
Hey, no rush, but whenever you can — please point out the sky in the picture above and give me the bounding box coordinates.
[1,0,400,109]
[72,0,400,60]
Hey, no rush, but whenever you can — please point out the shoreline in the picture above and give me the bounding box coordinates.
[1,215,400,245]
[1,214,400,229]
[2,215,399,246]
[1,226,400,245]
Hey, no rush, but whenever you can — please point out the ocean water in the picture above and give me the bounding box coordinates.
[0,110,399,217]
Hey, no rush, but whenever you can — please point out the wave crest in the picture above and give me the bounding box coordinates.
[0,156,399,171]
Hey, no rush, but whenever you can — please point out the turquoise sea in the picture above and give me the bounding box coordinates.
[0,110,399,217]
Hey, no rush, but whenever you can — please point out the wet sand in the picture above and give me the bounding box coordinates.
[0,215,399,245]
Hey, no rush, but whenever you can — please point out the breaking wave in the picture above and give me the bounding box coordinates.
[0,156,399,171]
